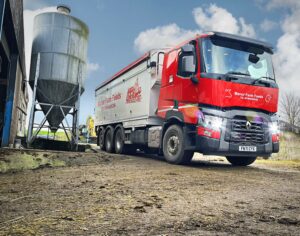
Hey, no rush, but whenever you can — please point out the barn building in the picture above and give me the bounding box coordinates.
[0,0,28,147]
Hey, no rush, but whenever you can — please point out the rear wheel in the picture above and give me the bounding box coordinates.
[105,126,114,153]
[163,124,193,164]
[114,128,125,154]
[226,156,257,166]
[98,126,105,151]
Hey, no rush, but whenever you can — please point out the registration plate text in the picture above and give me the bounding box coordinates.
[239,146,257,152]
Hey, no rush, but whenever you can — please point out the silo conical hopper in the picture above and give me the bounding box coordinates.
[29,5,89,132]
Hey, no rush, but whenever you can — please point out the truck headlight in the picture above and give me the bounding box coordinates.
[269,122,279,134]
[199,115,223,130]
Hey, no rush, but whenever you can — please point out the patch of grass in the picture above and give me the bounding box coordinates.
[271,132,300,160]
[34,130,71,142]
[257,159,300,169]
[0,152,65,173]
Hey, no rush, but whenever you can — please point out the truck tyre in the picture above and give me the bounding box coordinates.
[98,126,105,151]
[226,156,257,166]
[163,124,193,164]
[105,126,114,153]
[114,127,125,154]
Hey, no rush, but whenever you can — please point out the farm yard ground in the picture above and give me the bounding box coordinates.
[0,149,300,235]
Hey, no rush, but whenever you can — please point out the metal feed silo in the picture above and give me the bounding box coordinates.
[27,5,89,149]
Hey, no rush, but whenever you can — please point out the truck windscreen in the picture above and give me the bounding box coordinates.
[201,37,275,81]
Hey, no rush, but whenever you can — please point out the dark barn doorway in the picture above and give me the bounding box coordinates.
[0,44,10,144]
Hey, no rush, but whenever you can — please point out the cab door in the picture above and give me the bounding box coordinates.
[173,41,199,104]
[157,50,177,114]
[158,41,200,118]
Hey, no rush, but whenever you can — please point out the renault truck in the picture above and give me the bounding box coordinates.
[94,32,280,166]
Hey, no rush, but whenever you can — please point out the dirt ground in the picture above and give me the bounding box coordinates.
[0,149,300,235]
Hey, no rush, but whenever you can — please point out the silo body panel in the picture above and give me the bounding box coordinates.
[29,12,89,130]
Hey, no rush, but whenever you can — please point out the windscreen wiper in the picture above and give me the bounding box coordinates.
[252,76,274,85]
[222,71,250,81]
[226,71,251,76]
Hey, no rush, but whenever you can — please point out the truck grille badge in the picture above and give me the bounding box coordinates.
[246,121,252,130]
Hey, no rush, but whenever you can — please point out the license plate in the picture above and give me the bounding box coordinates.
[239,146,257,152]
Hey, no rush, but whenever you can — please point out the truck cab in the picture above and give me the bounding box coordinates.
[157,32,279,165]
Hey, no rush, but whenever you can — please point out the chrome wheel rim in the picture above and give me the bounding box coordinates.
[167,135,179,155]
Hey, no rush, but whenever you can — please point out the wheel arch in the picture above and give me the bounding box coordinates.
[160,112,185,153]
[163,111,185,136]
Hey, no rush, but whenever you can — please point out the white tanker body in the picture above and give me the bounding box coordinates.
[95,50,166,153]
[95,50,165,128]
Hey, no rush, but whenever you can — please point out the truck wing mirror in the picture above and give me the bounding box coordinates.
[181,55,196,74]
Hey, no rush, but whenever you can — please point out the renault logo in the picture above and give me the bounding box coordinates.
[246,121,252,130]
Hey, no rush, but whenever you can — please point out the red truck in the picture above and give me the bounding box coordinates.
[95,32,279,166]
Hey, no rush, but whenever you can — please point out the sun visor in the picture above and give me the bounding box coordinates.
[208,31,274,54]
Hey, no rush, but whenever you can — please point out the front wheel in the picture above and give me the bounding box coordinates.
[226,156,257,166]
[163,124,193,165]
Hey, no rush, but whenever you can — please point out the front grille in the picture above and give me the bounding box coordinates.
[232,120,263,132]
[229,119,268,144]
[230,131,265,143]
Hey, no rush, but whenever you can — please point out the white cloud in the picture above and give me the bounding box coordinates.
[266,0,300,10]
[193,5,238,33]
[87,62,100,74]
[193,5,255,37]
[134,24,199,54]
[134,4,255,54]
[23,7,57,77]
[267,0,300,95]
[238,17,256,37]
[260,19,277,32]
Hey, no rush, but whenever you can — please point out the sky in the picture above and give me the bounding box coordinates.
[23,0,300,124]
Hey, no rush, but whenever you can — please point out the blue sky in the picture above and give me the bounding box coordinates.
[24,0,300,124]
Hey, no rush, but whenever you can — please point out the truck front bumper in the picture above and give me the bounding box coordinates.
[195,126,279,157]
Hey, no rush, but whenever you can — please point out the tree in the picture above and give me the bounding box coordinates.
[280,92,300,127]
